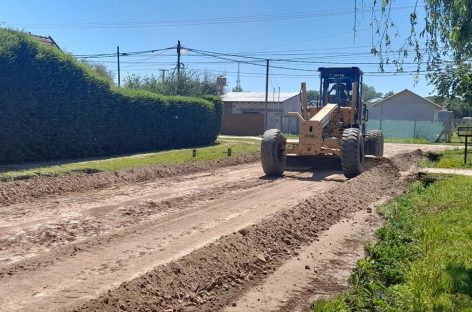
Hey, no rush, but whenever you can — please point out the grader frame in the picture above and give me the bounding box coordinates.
[261,67,384,179]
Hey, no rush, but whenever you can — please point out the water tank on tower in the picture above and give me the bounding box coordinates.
[216,76,227,95]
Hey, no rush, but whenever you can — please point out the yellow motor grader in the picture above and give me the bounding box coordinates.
[261,67,384,178]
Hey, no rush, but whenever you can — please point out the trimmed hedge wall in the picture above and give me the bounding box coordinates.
[0,29,222,163]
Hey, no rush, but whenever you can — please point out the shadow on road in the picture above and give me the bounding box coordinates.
[259,169,344,182]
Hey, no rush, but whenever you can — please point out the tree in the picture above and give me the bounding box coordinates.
[427,95,472,118]
[383,91,395,98]
[123,70,221,97]
[362,83,383,101]
[308,85,382,103]
[80,60,114,85]
[368,1,472,103]
[307,90,319,103]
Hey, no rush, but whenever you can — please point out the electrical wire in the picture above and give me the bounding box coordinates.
[11,4,424,30]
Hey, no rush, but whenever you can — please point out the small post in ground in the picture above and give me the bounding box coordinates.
[465,136,468,164]
[457,126,472,165]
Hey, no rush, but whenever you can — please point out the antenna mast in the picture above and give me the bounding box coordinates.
[235,62,242,92]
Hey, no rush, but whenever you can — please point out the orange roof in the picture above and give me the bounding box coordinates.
[29,33,61,50]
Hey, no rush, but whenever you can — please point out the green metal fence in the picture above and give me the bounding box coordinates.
[367,119,444,141]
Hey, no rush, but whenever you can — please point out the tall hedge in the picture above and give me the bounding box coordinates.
[0,29,222,163]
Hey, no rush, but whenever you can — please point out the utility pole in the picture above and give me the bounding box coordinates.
[176,40,181,94]
[264,59,270,131]
[159,69,169,81]
[278,86,282,130]
[117,46,121,87]
[176,40,181,76]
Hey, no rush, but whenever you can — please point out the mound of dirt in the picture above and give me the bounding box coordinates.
[387,149,424,171]
[68,153,416,312]
[0,154,259,206]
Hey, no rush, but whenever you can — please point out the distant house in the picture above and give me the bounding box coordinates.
[366,89,447,140]
[221,92,301,136]
[368,89,442,122]
[29,33,61,50]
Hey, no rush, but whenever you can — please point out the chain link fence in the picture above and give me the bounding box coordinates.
[367,119,444,141]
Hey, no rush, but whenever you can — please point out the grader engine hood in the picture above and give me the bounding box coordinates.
[309,103,338,128]
[288,103,340,155]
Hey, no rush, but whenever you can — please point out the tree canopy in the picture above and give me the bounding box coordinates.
[363,83,384,101]
[123,70,220,97]
[308,84,384,103]
[369,0,472,103]
[307,90,319,103]
[427,95,472,118]
[232,85,243,92]
[80,60,115,86]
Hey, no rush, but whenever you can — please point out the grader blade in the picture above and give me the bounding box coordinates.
[285,155,341,171]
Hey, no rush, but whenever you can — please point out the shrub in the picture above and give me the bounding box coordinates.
[0,29,222,163]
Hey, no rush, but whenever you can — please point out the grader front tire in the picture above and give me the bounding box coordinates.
[261,129,286,176]
[341,128,365,179]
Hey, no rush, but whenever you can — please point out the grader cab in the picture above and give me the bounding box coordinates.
[261,67,384,178]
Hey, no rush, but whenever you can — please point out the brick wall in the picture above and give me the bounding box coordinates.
[221,114,264,136]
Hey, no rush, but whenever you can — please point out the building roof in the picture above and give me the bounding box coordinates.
[366,97,383,106]
[29,33,61,50]
[373,89,442,109]
[222,92,299,103]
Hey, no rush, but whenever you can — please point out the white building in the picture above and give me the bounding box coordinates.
[366,89,447,140]
[368,89,442,122]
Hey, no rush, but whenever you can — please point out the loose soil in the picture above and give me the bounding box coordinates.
[0,154,259,206]
[0,144,442,312]
[224,207,386,312]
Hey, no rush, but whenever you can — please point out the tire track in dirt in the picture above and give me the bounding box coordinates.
[0,176,266,265]
[0,143,449,207]
[0,163,339,311]
[0,154,259,206]
[225,200,388,312]
[66,152,421,312]
[0,145,434,311]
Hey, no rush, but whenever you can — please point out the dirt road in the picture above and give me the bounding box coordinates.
[0,144,449,311]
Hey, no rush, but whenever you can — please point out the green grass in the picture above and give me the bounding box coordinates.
[0,137,260,181]
[422,148,472,169]
[312,175,472,312]
[283,134,299,139]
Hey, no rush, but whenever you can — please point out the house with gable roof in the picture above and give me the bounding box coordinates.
[368,89,443,122]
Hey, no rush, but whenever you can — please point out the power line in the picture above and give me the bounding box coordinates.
[183,46,449,71]
[116,66,444,77]
[74,45,430,63]
[76,42,449,86]
[75,47,175,59]
[11,4,423,30]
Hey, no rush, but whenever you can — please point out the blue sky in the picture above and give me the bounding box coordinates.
[1,0,434,96]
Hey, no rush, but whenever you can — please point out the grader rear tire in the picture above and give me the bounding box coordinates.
[365,130,384,157]
[261,129,286,176]
[341,128,365,178]
[377,130,384,157]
